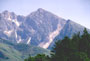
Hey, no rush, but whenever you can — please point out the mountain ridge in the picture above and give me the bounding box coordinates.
[0,8,90,49]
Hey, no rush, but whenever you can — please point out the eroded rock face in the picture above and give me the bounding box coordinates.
[0,8,66,49]
[0,8,89,49]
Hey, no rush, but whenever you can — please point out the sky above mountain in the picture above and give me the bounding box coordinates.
[0,0,90,29]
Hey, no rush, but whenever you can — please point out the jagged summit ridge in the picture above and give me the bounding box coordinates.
[0,8,90,49]
[0,8,66,49]
[37,8,46,12]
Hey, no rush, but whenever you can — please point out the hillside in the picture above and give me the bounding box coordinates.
[0,38,50,61]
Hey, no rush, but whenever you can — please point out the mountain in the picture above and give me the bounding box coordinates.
[0,8,90,50]
[20,8,66,49]
[56,20,90,40]
[0,38,50,61]
[0,10,25,43]
[48,20,90,49]
[0,8,66,49]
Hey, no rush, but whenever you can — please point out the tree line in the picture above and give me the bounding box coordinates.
[25,28,90,61]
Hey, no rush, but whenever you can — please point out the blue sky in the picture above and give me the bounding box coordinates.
[0,0,90,29]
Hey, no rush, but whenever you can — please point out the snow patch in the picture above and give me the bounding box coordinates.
[7,15,12,21]
[7,15,20,27]
[39,24,62,49]
[4,30,13,36]
[12,19,20,27]
[30,28,35,33]
[17,38,22,43]
[27,37,31,44]
[15,31,17,39]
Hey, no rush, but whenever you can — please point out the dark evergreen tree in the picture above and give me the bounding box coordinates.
[24,54,50,61]
[79,28,90,58]
[70,32,81,51]
[51,28,90,61]
[51,36,72,61]
[25,28,90,61]
[68,52,90,61]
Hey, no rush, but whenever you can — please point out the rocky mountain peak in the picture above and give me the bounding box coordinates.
[1,10,17,20]
[67,19,71,23]
[0,8,90,50]
[32,8,48,16]
[2,10,9,14]
[37,8,46,12]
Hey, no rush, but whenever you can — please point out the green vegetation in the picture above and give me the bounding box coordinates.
[0,28,90,61]
[0,39,50,61]
[24,54,50,61]
[25,28,90,61]
[0,43,23,61]
[51,28,90,61]
[14,43,50,56]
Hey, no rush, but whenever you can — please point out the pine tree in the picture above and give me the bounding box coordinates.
[51,28,90,61]
[51,36,71,61]
[79,28,90,58]
[24,54,49,61]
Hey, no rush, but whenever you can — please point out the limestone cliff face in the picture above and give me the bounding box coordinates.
[0,8,90,49]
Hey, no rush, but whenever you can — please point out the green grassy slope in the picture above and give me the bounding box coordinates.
[0,43,23,61]
[0,38,50,61]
